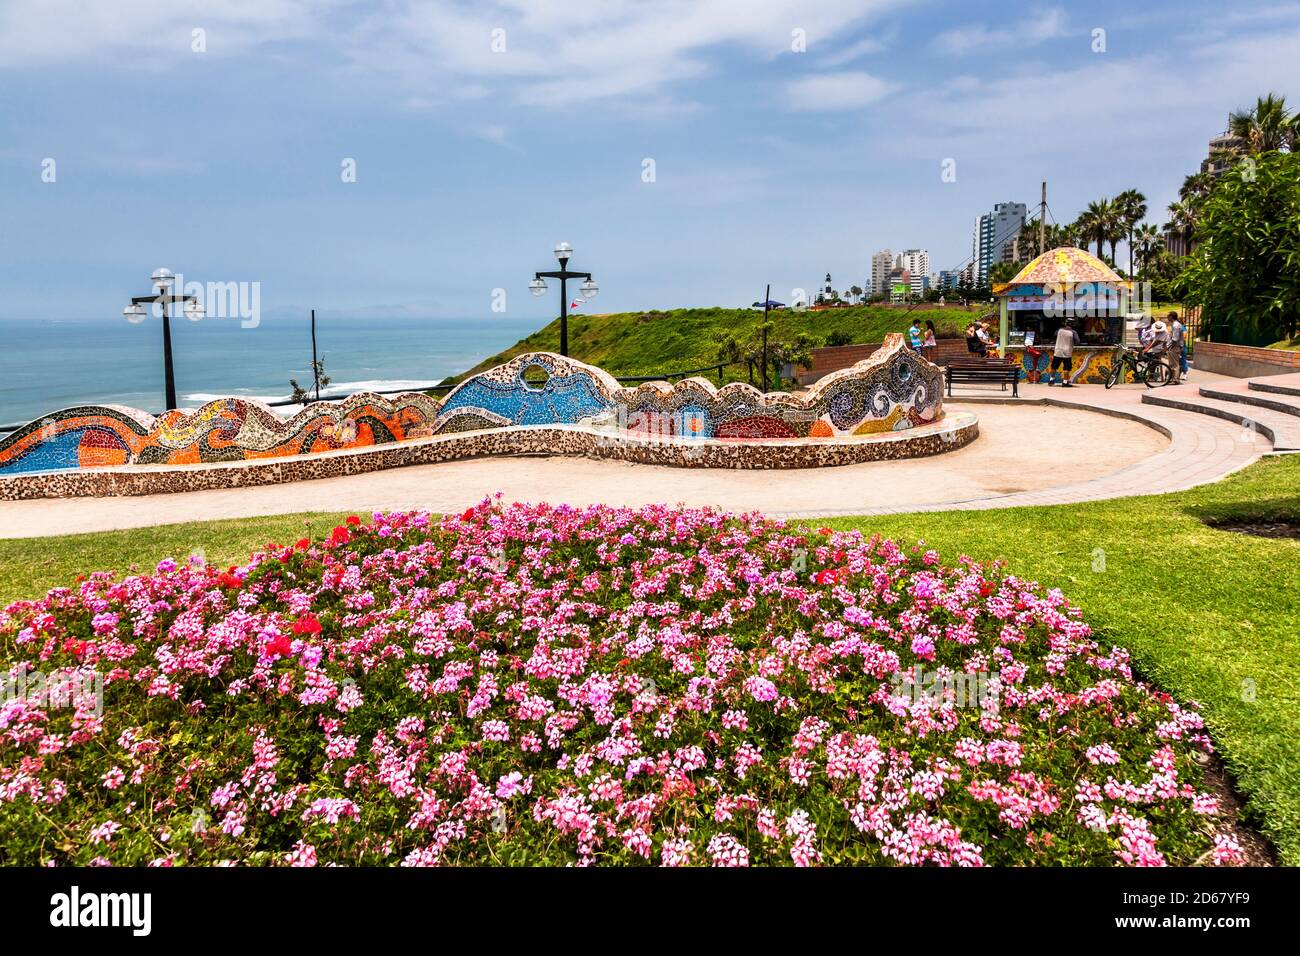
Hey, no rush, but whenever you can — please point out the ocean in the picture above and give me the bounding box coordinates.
[0,315,539,427]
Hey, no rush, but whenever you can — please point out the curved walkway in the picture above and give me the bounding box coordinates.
[0,373,1272,538]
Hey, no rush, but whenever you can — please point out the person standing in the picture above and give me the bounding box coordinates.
[1143,318,1173,384]
[923,320,937,362]
[1049,320,1081,387]
[1168,311,1187,383]
[908,318,924,352]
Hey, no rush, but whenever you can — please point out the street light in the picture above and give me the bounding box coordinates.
[123,267,203,412]
[532,241,596,357]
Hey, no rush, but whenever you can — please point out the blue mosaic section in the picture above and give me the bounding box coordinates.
[0,428,86,475]
[439,370,613,426]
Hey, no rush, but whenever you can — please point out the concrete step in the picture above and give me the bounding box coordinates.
[1141,390,1300,451]
[1249,373,1300,398]
[1199,385,1300,418]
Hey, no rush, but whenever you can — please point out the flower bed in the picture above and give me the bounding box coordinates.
[0,501,1241,866]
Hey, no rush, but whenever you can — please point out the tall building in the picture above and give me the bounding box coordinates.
[971,202,1027,285]
[898,249,929,298]
[886,267,911,303]
[870,249,894,296]
[1201,115,1245,178]
[938,269,962,291]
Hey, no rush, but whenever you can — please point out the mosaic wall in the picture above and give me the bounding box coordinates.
[0,416,980,501]
[0,334,945,477]
[1003,346,1133,385]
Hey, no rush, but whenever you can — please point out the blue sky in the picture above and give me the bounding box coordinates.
[2,0,1298,321]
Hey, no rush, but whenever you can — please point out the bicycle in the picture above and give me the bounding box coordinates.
[1104,345,1170,389]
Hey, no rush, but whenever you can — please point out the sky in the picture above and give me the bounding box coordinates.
[2,0,1299,321]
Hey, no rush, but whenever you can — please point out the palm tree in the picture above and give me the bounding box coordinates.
[1114,189,1147,277]
[849,285,863,305]
[1229,93,1296,154]
[1179,171,1215,204]
[1133,223,1164,273]
[1080,199,1116,260]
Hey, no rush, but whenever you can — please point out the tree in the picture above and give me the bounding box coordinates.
[1078,198,1116,260]
[1133,223,1165,272]
[1115,189,1148,277]
[290,359,331,404]
[1175,152,1300,345]
[849,285,863,305]
[1229,92,1296,154]
[988,261,1022,284]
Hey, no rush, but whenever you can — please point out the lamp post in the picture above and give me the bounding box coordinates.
[123,268,204,412]
[530,242,597,357]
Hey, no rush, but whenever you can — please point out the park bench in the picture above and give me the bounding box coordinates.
[945,362,1019,398]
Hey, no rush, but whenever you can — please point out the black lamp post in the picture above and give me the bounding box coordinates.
[530,242,597,357]
[123,268,203,412]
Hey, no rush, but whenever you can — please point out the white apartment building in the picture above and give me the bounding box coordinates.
[898,249,929,297]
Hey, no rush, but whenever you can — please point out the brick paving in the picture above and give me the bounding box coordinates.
[774,371,1276,518]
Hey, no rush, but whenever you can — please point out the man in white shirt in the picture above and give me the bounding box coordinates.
[1049,320,1081,387]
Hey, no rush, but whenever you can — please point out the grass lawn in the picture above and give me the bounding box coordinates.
[0,512,352,608]
[449,304,977,384]
[1,455,1296,861]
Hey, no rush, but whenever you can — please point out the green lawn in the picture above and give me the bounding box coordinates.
[0,512,351,607]
[450,304,976,383]
[2,456,1297,861]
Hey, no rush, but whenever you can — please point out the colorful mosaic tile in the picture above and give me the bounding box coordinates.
[0,334,945,476]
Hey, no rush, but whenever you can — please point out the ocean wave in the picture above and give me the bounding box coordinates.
[182,379,444,406]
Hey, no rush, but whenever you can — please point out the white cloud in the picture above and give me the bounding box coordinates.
[0,0,908,111]
[932,5,1071,56]
[785,71,895,110]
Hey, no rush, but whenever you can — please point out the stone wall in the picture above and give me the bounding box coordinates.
[0,414,979,500]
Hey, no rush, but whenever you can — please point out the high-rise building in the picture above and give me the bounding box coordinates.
[938,269,962,291]
[898,249,929,297]
[1201,115,1246,178]
[971,202,1027,285]
[870,249,894,296]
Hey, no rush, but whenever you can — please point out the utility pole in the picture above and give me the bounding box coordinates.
[1039,181,1047,256]
[761,283,770,395]
[310,309,320,401]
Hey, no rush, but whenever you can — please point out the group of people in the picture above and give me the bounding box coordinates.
[1136,311,1189,386]
[907,318,939,361]
[964,320,997,358]
[902,309,1190,388]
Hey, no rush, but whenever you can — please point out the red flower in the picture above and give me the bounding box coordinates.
[461,508,476,522]
[817,527,832,535]
[326,526,351,548]
[295,538,311,550]
[345,515,362,527]
[217,571,242,589]
[264,634,293,658]
[293,614,322,636]
[813,568,842,586]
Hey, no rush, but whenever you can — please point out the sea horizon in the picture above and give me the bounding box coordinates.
[0,315,539,427]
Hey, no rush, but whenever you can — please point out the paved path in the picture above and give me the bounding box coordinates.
[0,372,1273,537]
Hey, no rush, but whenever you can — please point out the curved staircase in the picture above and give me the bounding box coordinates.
[1141,373,1300,452]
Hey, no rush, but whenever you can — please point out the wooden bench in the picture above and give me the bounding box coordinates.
[945,363,1019,398]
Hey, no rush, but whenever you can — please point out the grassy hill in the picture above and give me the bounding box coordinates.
[449,304,983,384]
